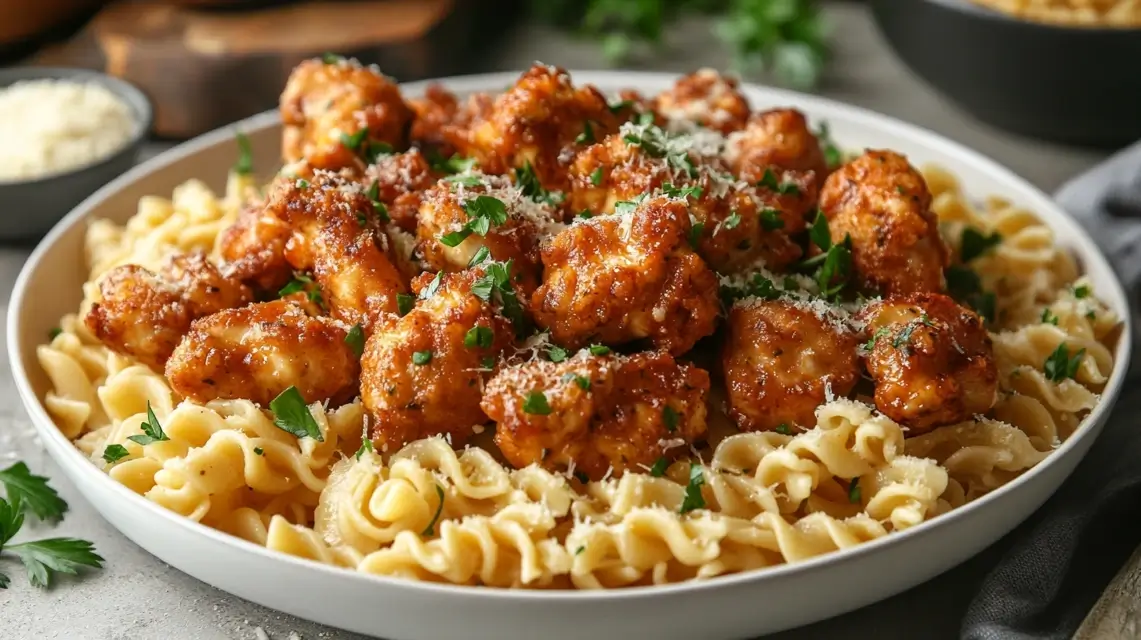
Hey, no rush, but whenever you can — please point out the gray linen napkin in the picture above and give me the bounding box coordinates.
[960,139,1141,640]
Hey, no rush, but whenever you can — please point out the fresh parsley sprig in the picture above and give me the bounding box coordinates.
[439,195,509,247]
[798,211,852,301]
[471,260,528,336]
[269,386,324,442]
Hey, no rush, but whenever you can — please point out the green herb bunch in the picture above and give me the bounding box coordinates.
[528,0,829,89]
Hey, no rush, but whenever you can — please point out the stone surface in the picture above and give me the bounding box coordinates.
[0,3,1116,639]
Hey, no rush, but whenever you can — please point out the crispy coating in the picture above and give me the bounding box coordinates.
[721,299,860,433]
[566,131,803,271]
[407,84,491,157]
[166,294,359,406]
[416,172,563,298]
[84,253,252,371]
[653,69,750,134]
[819,150,949,296]
[280,57,413,170]
[483,350,710,480]
[360,267,515,449]
[531,195,719,355]
[218,203,294,291]
[726,108,830,193]
[858,293,999,433]
[462,63,619,191]
[363,149,441,233]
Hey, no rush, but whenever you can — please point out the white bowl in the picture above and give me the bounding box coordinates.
[7,71,1133,640]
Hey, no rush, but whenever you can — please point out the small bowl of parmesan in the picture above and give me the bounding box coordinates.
[0,67,152,242]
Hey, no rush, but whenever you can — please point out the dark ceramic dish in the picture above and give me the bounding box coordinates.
[869,0,1141,149]
[0,68,152,243]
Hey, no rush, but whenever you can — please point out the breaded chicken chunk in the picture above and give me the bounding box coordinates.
[462,63,619,191]
[725,108,830,193]
[416,171,564,298]
[406,84,491,158]
[858,293,998,433]
[531,194,719,355]
[359,266,518,449]
[566,126,805,272]
[280,57,413,170]
[218,203,294,291]
[482,349,710,480]
[363,148,441,233]
[722,298,860,433]
[653,69,750,135]
[166,294,359,406]
[819,150,949,296]
[84,252,252,371]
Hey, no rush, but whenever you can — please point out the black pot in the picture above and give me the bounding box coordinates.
[869,0,1141,149]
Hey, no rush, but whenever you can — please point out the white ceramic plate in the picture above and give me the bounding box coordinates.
[8,71,1134,640]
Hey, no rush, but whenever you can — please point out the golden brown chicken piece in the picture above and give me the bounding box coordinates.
[363,149,441,233]
[858,293,998,433]
[280,57,413,171]
[483,349,710,480]
[532,194,719,355]
[566,129,804,272]
[819,150,949,296]
[653,69,750,134]
[722,299,860,433]
[416,171,563,299]
[406,84,491,158]
[461,63,619,191]
[359,266,517,449]
[166,294,359,406]
[218,203,294,291]
[726,108,830,194]
[262,170,410,330]
[84,252,253,372]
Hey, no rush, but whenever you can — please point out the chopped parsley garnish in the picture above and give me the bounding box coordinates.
[1044,343,1085,383]
[723,211,741,230]
[588,344,610,356]
[321,52,343,64]
[720,272,783,306]
[102,444,129,464]
[429,152,478,175]
[1041,309,1059,326]
[945,265,996,324]
[757,168,800,195]
[420,272,444,300]
[688,218,705,249]
[47,327,62,340]
[471,260,527,335]
[1073,284,1091,299]
[608,99,634,113]
[662,183,703,200]
[514,161,560,205]
[295,179,309,189]
[233,131,254,176]
[444,174,484,187]
[864,327,890,352]
[575,545,586,556]
[278,273,323,306]
[127,402,169,446]
[0,462,69,522]
[355,437,374,460]
[662,406,680,432]
[621,118,696,177]
[562,373,591,391]
[575,120,596,144]
[412,351,433,366]
[522,391,552,415]
[345,324,366,357]
[760,208,784,231]
[892,315,936,351]
[253,447,264,456]
[269,387,324,442]
[847,477,862,504]
[577,210,593,220]
[649,457,669,477]
[397,292,415,316]
[365,180,390,222]
[797,211,853,299]
[590,167,604,186]
[815,122,842,170]
[468,246,491,268]
[679,464,706,514]
[464,326,494,349]
[421,485,446,536]
[481,356,497,369]
[339,127,369,154]
[365,141,394,164]
[573,470,590,484]
[440,195,508,247]
[547,345,569,363]
[960,228,1003,262]
[807,209,831,251]
[775,423,792,435]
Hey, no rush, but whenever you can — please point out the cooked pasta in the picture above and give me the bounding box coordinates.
[967,0,1141,27]
[36,61,1121,590]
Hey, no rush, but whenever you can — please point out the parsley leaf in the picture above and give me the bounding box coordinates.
[413,351,433,365]
[365,141,394,164]
[757,168,800,195]
[688,218,705,249]
[945,265,997,324]
[428,152,477,175]
[1073,284,1091,299]
[464,326,494,349]
[815,122,842,170]
[441,196,509,247]
[269,387,324,442]
[562,373,591,391]
[719,272,782,306]
[345,324,366,357]
[807,210,831,251]
[102,445,129,465]
[847,477,862,504]
[321,52,343,64]
[127,403,169,446]
[863,327,890,352]
[588,344,610,356]
[397,293,415,316]
[662,182,703,200]
[1041,308,1059,326]
[590,167,604,186]
[468,246,491,268]
[233,131,253,175]
[575,120,596,144]
[48,327,62,340]
[355,438,374,461]
[662,406,680,432]
[723,211,741,230]
[547,345,569,363]
[0,496,21,547]
[339,127,369,153]
[422,485,446,536]
[1043,343,1085,383]
[0,463,68,521]
[470,261,527,335]
[514,161,556,204]
[960,228,1003,262]
[679,464,706,514]
[420,272,444,300]
[649,457,669,477]
[7,537,104,588]
[523,391,552,415]
[760,208,785,231]
[775,423,792,435]
[278,273,323,306]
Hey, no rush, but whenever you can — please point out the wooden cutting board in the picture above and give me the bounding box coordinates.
[33,0,508,138]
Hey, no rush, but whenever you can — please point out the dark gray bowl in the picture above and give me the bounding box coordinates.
[0,67,152,243]
[869,0,1141,149]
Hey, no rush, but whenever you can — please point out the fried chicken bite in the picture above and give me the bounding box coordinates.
[725,108,830,193]
[531,194,719,355]
[819,150,949,296]
[482,350,710,480]
[406,84,491,158]
[566,127,803,272]
[462,63,619,191]
[721,299,860,433]
[653,69,750,134]
[280,57,413,170]
[416,171,563,299]
[84,252,252,371]
[166,294,359,406]
[359,267,517,450]
[218,203,294,291]
[858,292,998,433]
[363,148,441,233]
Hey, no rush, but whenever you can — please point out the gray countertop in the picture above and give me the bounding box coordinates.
[0,3,1116,639]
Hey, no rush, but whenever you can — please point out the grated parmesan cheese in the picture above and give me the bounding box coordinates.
[0,79,137,181]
